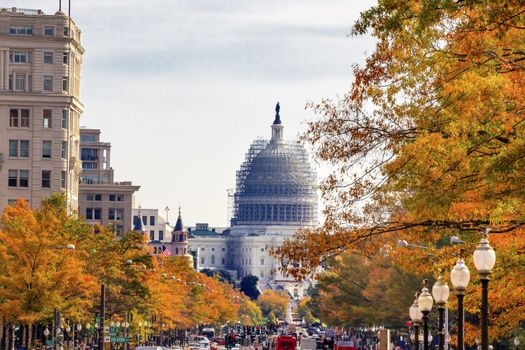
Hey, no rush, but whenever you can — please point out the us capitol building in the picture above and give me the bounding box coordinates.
[187,103,318,299]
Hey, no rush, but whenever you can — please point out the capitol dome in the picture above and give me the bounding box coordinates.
[231,103,318,227]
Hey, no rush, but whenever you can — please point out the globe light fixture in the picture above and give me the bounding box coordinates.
[474,228,496,350]
[76,323,82,331]
[514,337,520,350]
[44,328,50,337]
[418,280,434,350]
[409,294,423,350]
[432,277,450,350]
[451,255,470,350]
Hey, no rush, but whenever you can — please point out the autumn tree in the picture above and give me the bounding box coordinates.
[256,290,289,321]
[0,196,97,349]
[276,0,525,340]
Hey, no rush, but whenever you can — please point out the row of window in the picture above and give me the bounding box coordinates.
[9,108,69,129]
[8,169,66,189]
[9,139,67,159]
[200,256,226,266]
[149,230,164,241]
[9,25,69,37]
[133,215,156,226]
[85,208,125,221]
[8,73,69,92]
[86,194,125,202]
[9,50,68,65]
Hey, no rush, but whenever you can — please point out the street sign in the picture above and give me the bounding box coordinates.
[110,336,130,343]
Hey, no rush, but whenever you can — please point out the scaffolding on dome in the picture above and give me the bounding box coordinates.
[231,137,318,227]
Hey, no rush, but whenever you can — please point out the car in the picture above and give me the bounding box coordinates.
[135,347,164,350]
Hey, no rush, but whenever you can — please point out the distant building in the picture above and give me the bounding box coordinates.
[189,103,319,299]
[0,7,84,211]
[132,207,173,242]
[78,128,139,232]
[143,208,192,261]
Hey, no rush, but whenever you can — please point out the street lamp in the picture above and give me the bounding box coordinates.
[409,293,423,350]
[451,256,470,350]
[473,228,496,350]
[514,337,520,350]
[418,280,434,350]
[432,277,450,350]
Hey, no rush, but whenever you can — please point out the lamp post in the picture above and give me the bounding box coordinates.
[409,293,423,350]
[99,281,106,350]
[432,277,450,350]
[418,280,434,350]
[450,256,470,350]
[514,337,520,350]
[473,228,496,350]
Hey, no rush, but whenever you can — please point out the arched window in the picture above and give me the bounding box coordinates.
[211,255,216,264]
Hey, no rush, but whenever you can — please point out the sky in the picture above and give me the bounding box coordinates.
[3,0,376,226]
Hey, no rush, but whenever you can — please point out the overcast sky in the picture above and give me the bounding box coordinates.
[4,0,376,226]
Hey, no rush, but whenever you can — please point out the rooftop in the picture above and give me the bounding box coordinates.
[0,7,45,15]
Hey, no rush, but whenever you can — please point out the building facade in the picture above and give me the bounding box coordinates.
[78,128,139,232]
[132,207,173,243]
[0,7,84,211]
[189,104,319,298]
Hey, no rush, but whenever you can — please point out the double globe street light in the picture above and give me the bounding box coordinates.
[409,293,423,350]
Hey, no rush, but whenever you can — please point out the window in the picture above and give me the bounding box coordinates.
[20,140,29,157]
[44,26,54,36]
[9,140,18,157]
[63,52,69,64]
[159,230,164,241]
[261,258,265,265]
[61,141,67,159]
[82,162,96,170]
[201,247,205,251]
[61,171,66,189]
[80,134,97,143]
[212,248,215,251]
[62,110,68,128]
[86,194,102,201]
[81,148,98,161]
[43,52,53,64]
[15,74,26,91]
[222,258,225,265]
[149,231,154,241]
[10,51,30,63]
[8,199,18,206]
[62,76,69,92]
[142,216,147,225]
[43,76,53,91]
[8,170,17,187]
[150,216,155,226]
[86,208,101,220]
[109,194,124,202]
[20,109,30,128]
[9,109,18,127]
[63,26,70,37]
[108,208,124,221]
[43,109,52,128]
[10,26,33,35]
[9,109,30,128]
[200,257,205,264]
[211,255,216,264]
[19,170,29,187]
[222,247,225,251]
[42,170,51,188]
[42,141,52,158]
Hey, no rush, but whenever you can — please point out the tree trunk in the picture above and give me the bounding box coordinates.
[10,324,15,350]
[4,322,9,350]
[27,324,32,350]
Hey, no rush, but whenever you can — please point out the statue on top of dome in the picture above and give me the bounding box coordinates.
[273,102,282,125]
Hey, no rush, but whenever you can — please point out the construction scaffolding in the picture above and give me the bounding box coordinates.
[231,136,318,227]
